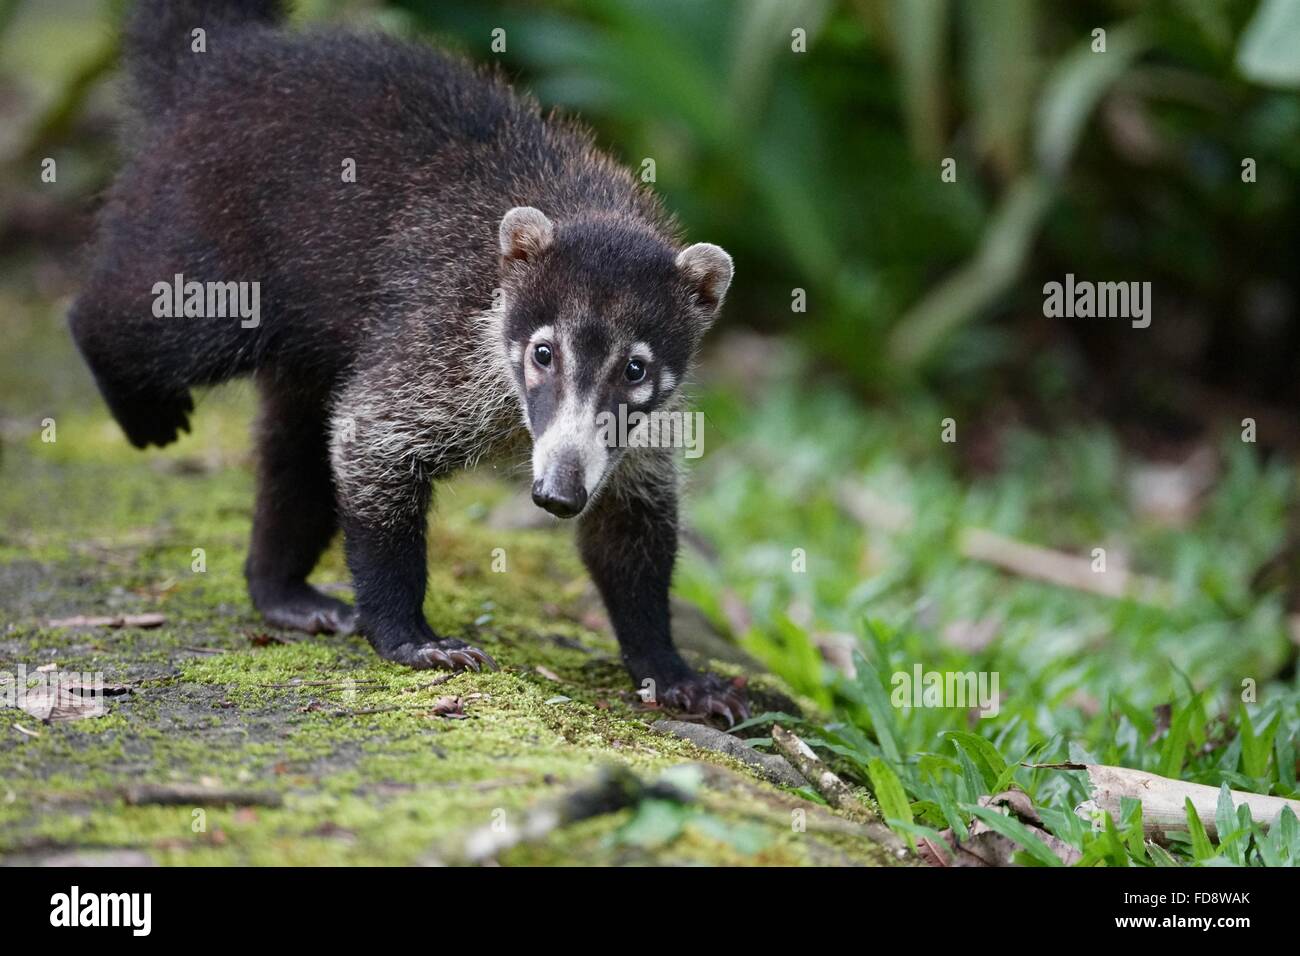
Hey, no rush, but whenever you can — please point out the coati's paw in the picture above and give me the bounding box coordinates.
[379,637,498,672]
[659,673,750,727]
[110,389,194,449]
[254,583,358,635]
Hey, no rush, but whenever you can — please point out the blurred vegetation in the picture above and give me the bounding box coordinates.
[388,0,1300,420]
[6,0,1300,414]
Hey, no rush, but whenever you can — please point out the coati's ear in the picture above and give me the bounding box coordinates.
[676,243,733,322]
[499,206,554,264]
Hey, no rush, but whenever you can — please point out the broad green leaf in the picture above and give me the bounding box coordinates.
[1147,842,1182,867]
[1038,804,1087,849]
[1215,783,1236,848]
[1237,0,1300,88]
[868,758,914,828]
[1238,705,1275,780]
[850,652,902,763]
[1275,730,1296,793]
[1254,820,1283,867]
[935,785,969,840]
[1277,806,1300,860]
[918,753,962,782]
[1215,783,1247,866]
[1185,797,1216,862]
[1159,704,1192,779]
[945,731,1009,792]
[955,746,986,803]
[1035,21,1148,176]
[1120,797,1147,862]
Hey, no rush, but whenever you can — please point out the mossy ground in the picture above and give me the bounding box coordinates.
[0,276,902,866]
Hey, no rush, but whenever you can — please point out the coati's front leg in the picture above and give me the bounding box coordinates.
[245,374,357,635]
[339,496,496,671]
[577,452,750,725]
[330,390,496,672]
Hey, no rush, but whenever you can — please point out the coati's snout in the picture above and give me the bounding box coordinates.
[531,450,588,518]
[497,206,734,517]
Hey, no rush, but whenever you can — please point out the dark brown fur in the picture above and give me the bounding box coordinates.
[70,0,747,722]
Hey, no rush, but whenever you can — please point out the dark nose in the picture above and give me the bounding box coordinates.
[532,477,588,519]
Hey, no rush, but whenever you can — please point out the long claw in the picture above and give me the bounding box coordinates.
[658,674,750,728]
[425,648,455,669]
[384,639,498,672]
[470,647,499,671]
[449,650,480,672]
[707,697,737,728]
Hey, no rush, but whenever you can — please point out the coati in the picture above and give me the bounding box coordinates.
[69,0,748,723]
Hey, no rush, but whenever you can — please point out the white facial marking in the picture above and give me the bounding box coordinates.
[582,427,609,491]
[660,368,677,394]
[531,388,608,495]
[631,341,654,364]
[528,327,613,496]
[628,382,654,405]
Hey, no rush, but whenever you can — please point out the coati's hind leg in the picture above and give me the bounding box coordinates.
[68,296,195,449]
[245,374,357,635]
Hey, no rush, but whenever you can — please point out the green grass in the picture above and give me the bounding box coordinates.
[678,348,1300,866]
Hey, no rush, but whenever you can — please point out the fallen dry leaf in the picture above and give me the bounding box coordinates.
[920,788,1081,867]
[246,631,292,647]
[14,686,109,722]
[941,617,1001,653]
[429,695,465,718]
[1127,445,1217,526]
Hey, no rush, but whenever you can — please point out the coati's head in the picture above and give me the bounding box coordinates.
[496,206,732,518]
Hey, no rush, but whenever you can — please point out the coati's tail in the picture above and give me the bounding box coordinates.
[124,0,288,113]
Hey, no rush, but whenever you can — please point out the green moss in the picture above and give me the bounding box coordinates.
[0,289,900,867]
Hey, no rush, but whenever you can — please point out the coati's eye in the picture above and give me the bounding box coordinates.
[533,343,553,368]
[624,358,647,383]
